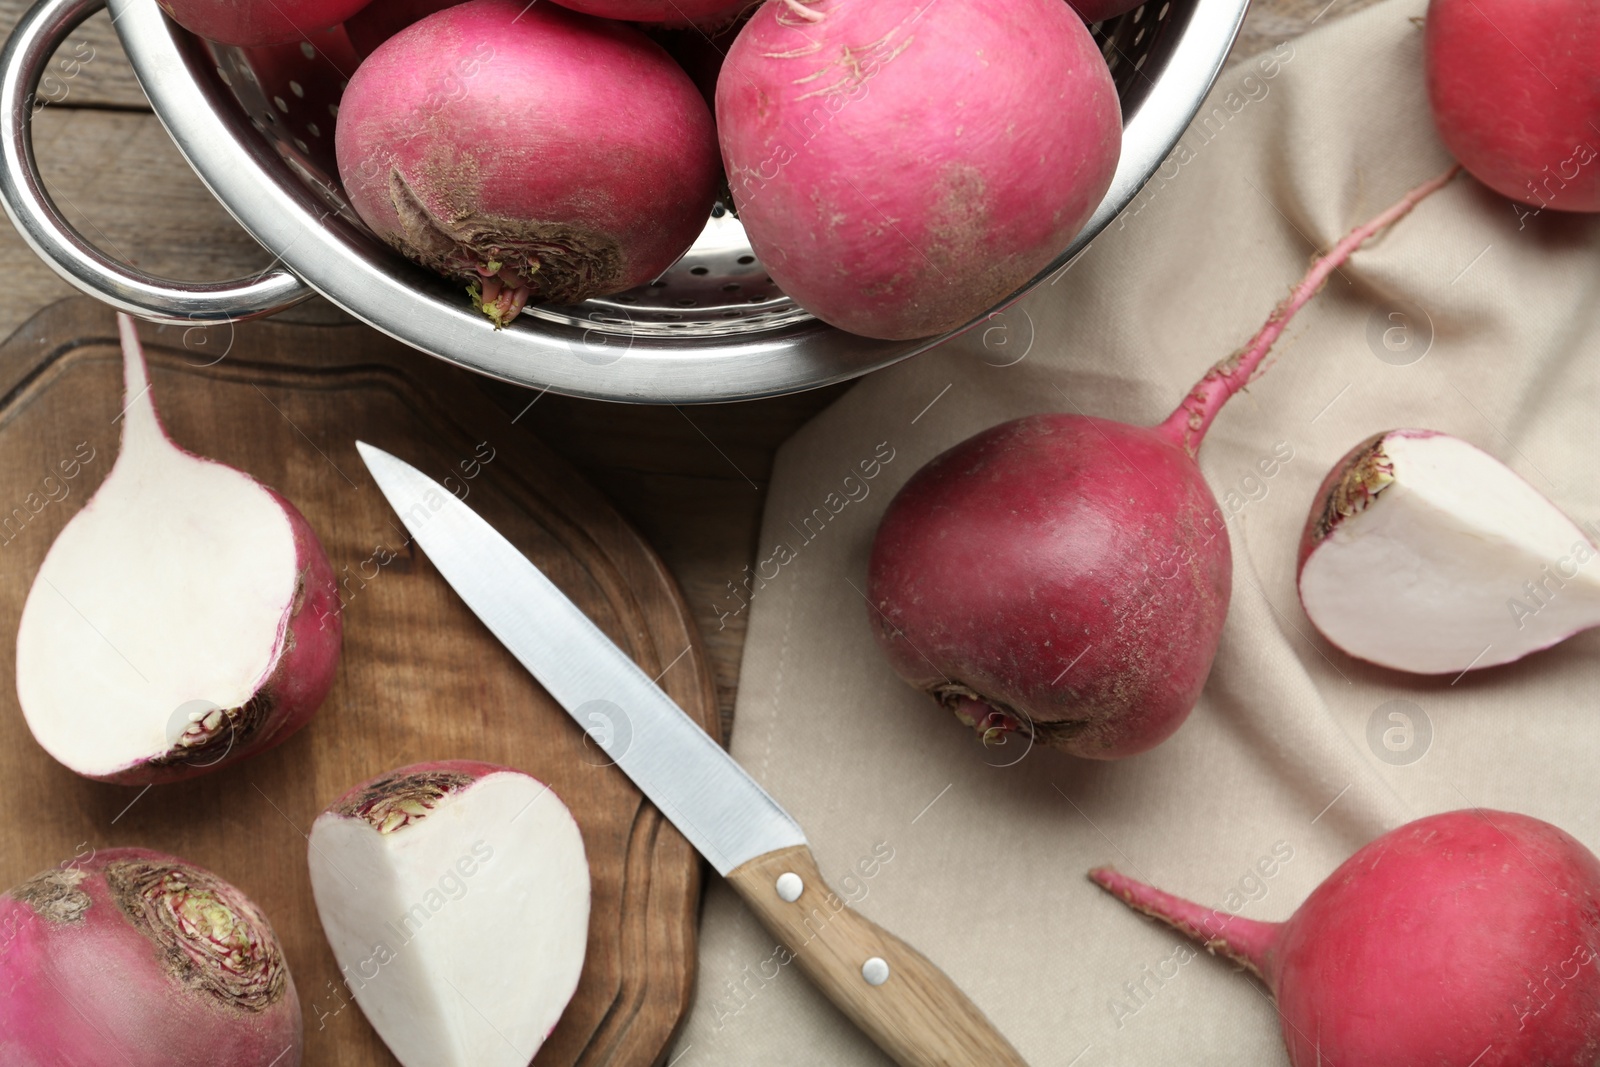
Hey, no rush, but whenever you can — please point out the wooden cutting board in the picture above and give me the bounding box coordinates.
[0,297,716,1066]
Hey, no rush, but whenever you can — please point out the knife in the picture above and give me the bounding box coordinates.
[355,442,1027,1067]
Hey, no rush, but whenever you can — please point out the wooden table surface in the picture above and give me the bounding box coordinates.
[0,0,1380,741]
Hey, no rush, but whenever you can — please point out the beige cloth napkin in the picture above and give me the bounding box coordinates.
[671,1,1600,1063]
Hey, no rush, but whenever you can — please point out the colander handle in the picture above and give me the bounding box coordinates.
[0,0,312,324]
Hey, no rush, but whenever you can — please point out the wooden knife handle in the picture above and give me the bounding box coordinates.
[726,844,1029,1067]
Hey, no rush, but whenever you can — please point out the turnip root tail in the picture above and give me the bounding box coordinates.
[1156,164,1463,455]
[1088,867,1279,981]
[115,313,164,462]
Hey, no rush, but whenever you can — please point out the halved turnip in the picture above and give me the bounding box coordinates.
[1298,429,1600,674]
[307,761,590,1067]
[14,314,342,784]
[0,847,302,1066]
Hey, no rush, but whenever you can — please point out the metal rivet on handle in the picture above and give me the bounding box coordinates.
[862,957,890,986]
[775,872,803,903]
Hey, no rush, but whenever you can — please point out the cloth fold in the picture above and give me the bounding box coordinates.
[673,1,1600,1062]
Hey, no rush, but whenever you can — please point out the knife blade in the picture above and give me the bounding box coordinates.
[357,441,1028,1067]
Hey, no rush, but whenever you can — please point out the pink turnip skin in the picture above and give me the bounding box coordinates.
[716,0,1121,341]
[871,416,1230,757]
[0,847,302,1066]
[343,0,463,57]
[1426,0,1600,212]
[1091,810,1600,1066]
[232,488,342,747]
[868,167,1460,759]
[336,0,720,326]
[548,0,750,25]
[158,0,372,47]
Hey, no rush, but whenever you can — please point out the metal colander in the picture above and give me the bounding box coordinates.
[0,0,1248,402]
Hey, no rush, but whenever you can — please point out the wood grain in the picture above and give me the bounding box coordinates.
[15,5,146,110]
[0,297,718,1066]
[727,845,1028,1067]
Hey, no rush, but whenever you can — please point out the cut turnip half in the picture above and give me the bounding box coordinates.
[14,314,341,783]
[307,761,590,1067]
[1298,429,1600,674]
[0,846,303,1066]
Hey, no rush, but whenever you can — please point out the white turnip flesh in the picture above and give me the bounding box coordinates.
[307,760,590,1067]
[14,315,341,784]
[1299,428,1600,674]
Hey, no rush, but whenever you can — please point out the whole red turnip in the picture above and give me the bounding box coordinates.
[716,0,1122,340]
[867,168,1459,759]
[344,0,463,57]
[159,0,371,47]
[0,848,301,1065]
[336,0,720,326]
[1426,0,1600,213]
[549,0,750,25]
[1092,810,1600,1065]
